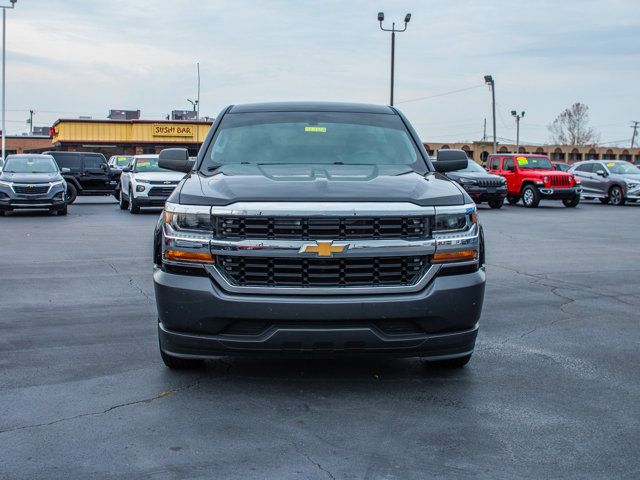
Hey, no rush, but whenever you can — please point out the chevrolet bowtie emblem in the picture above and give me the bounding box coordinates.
[299,240,348,257]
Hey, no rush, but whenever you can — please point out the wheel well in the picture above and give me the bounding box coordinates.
[520,180,536,193]
[63,176,81,191]
[608,184,624,194]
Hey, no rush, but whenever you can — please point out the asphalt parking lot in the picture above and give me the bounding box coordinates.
[1,197,639,480]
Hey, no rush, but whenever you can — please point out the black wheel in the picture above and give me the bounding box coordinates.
[507,196,520,205]
[599,197,610,204]
[521,185,540,208]
[57,204,68,216]
[488,197,504,209]
[128,187,140,214]
[160,349,204,370]
[119,189,129,210]
[608,185,626,206]
[65,183,78,204]
[426,354,472,368]
[562,195,580,208]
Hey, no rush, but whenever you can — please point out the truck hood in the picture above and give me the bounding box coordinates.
[132,171,186,182]
[177,164,466,206]
[446,171,504,181]
[0,171,61,184]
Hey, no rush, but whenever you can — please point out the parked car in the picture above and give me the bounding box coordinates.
[108,155,134,172]
[43,151,121,204]
[433,157,507,208]
[569,160,640,205]
[487,154,581,208]
[552,162,570,172]
[153,102,485,370]
[0,154,68,216]
[119,154,187,214]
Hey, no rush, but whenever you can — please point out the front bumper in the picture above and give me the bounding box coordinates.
[463,185,507,202]
[538,186,581,200]
[155,266,485,358]
[0,186,66,210]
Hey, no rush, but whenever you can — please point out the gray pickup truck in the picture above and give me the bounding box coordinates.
[153,102,486,369]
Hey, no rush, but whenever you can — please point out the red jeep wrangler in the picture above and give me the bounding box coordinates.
[487,154,581,208]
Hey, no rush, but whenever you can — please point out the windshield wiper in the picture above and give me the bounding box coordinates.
[206,163,225,173]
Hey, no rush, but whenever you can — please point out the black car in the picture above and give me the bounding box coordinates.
[43,151,121,203]
[153,102,485,370]
[434,157,507,208]
[0,154,68,215]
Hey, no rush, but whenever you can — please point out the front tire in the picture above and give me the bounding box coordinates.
[119,189,129,210]
[562,195,580,208]
[65,183,78,204]
[521,185,540,208]
[608,185,626,206]
[488,197,504,209]
[507,196,520,205]
[160,349,204,370]
[128,188,140,214]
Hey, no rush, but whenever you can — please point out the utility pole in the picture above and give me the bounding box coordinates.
[631,121,639,148]
[484,75,496,153]
[482,118,487,141]
[511,110,525,151]
[196,62,200,120]
[378,12,411,106]
[28,109,33,134]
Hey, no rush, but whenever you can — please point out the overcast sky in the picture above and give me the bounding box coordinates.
[5,0,640,146]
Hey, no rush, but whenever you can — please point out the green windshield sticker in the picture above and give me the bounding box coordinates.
[517,156,528,165]
[137,161,151,168]
[305,126,326,133]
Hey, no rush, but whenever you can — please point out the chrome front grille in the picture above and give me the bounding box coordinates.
[218,255,427,288]
[216,216,430,240]
[13,185,50,195]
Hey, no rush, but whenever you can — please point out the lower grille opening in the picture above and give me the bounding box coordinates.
[375,319,424,335]
[219,319,427,337]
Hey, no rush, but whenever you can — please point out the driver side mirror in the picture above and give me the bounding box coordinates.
[159,148,193,173]
[122,166,132,173]
[596,170,607,177]
[433,149,469,173]
[61,167,70,174]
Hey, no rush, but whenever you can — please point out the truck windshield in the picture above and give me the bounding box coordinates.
[3,156,58,173]
[517,156,552,170]
[202,112,422,171]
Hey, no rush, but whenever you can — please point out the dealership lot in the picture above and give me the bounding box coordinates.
[0,199,638,479]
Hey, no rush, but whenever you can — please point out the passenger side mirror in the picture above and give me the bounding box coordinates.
[596,170,607,177]
[159,148,193,173]
[122,166,132,173]
[61,167,71,174]
[433,149,469,173]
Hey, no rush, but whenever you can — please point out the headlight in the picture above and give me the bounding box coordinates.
[163,203,213,236]
[627,182,639,189]
[457,177,477,185]
[434,207,477,232]
[0,180,12,188]
[543,176,549,183]
[50,180,64,187]
[135,179,150,184]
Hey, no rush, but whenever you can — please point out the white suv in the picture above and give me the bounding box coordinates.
[119,155,186,214]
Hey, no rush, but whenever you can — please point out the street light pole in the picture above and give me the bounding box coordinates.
[0,0,16,161]
[511,110,525,151]
[378,12,411,107]
[484,75,496,154]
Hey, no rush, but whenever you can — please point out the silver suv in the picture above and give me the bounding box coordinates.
[569,160,640,206]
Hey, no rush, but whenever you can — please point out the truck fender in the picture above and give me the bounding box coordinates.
[63,176,82,192]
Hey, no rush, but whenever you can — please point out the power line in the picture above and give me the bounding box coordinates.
[631,121,639,148]
[396,84,483,104]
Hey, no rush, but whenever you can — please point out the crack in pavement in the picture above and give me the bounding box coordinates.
[290,441,336,480]
[0,375,207,435]
[106,261,153,303]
